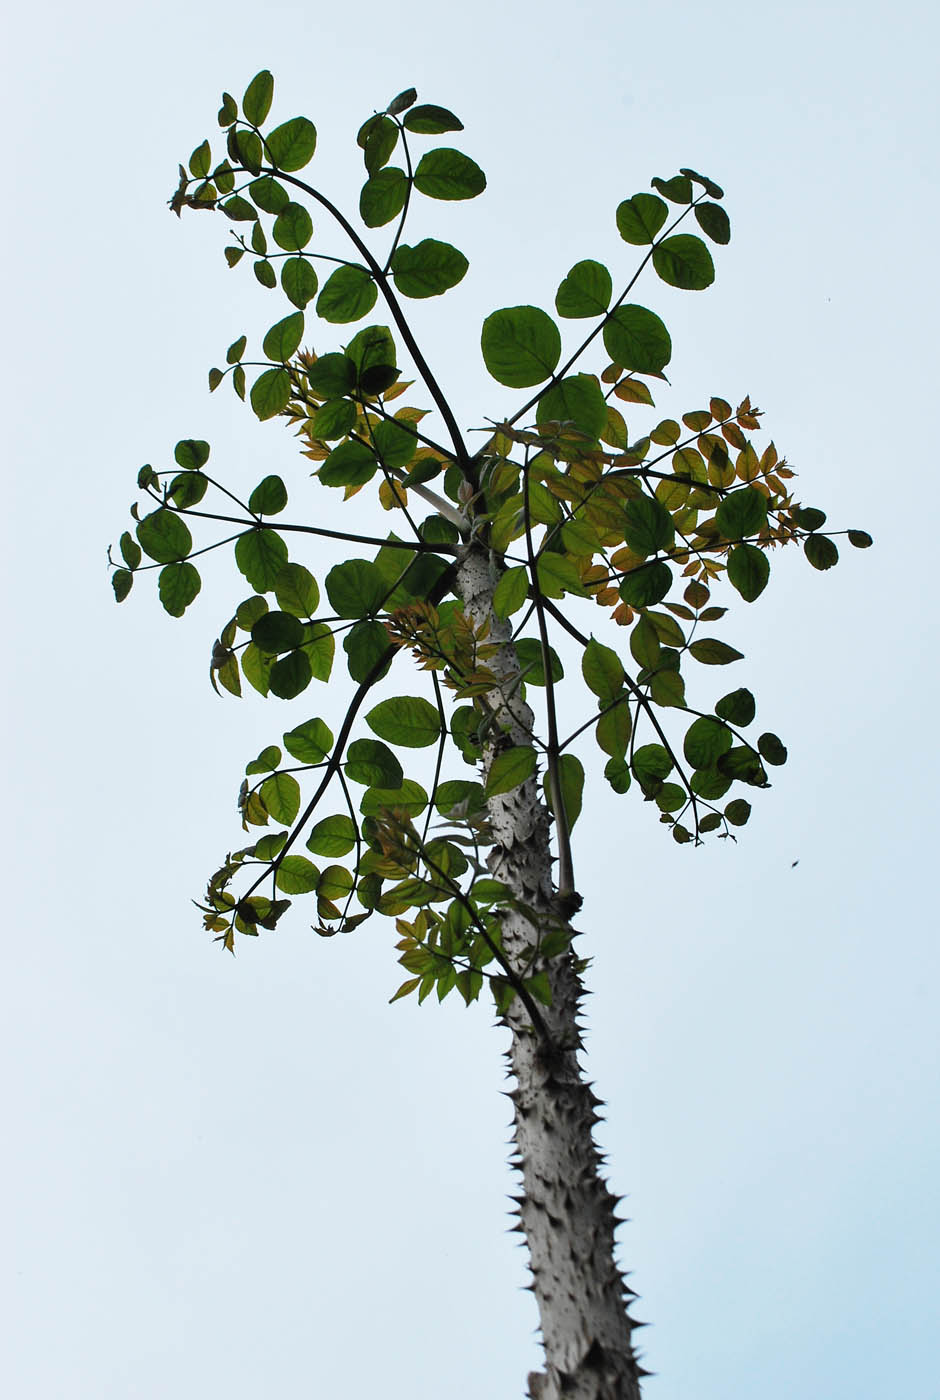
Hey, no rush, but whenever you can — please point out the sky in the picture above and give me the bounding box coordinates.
[3,1,938,1396]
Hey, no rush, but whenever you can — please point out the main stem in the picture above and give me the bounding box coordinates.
[456,544,645,1400]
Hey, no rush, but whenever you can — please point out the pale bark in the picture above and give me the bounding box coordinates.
[456,543,646,1400]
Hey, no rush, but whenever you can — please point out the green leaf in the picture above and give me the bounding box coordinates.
[719,746,767,786]
[359,167,408,227]
[137,509,192,564]
[304,355,354,402]
[619,561,672,608]
[603,304,672,374]
[413,147,485,200]
[359,780,428,818]
[516,638,563,685]
[234,529,288,592]
[242,70,274,126]
[283,716,334,763]
[652,174,693,203]
[232,129,263,175]
[319,440,377,489]
[170,468,209,505]
[684,716,733,768]
[387,88,417,115]
[241,641,274,695]
[158,561,201,616]
[275,855,320,895]
[404,104,463,134]
[390,238,469,298]
[493,566,528,619]
[689,638,743,665]
[227,336,246,365]
[249,474,288,516]
[690,769,732,800]
[582,638,624,703]
[222,195,256,222]
[652,235,715,290]
[318,864,354,902]
[236,595,268,630]
[246,745,281,775]
[362,116,398,175]
[270,649,312,700]
[792,507,827,531]
[633,743,673,790]
[694,202,731,245]
[190,140,211,178]
[615,193,668,244]
[251,611,304,654]
[546,754,585,830]
[306,815,356,858]
[250,176,289,213]
[343,620,393,683]
[804,535,839,570]
[629,615,660,670]
[434,780,485,816]
[316,265,377,323]
[326,559,386,617]
[604,756,632,793]
[272,202,313,251]
[112,569,132,602]
[345,738,403,788]
[303,622,335,682]
[366,696,442,748]
[715,687,756,726]
[174,439,210,469]
[261,772,301,825]
[265,117,317,171]
[250,367,291,420]
[274,562,319,617]
[649,669,686,709]
[262,311,304,362]
[218,92,237,127]
[554,259,613,318]
[536,374,607,438]
[254,259,277,288]
[596,699,632,759]
[345,325,397,379]
[848,529,873,549]
[481,305,561,388]
[485,746,537,797]
[281,257,318,309]
[724,798,752,827]
[727,543,770,601]
[119,532,141,569]
[622,496,675,556]
[758,732,788,766]
[371,419,416,470]
[716,486,768,540]
[656,782,686,813]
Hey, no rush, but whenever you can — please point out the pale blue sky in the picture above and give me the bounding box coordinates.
[4,1,938,1396]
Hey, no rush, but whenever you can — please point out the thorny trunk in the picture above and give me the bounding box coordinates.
[457,543,646,1400]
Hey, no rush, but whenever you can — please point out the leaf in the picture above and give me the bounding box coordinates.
[346,324,397,380]
[272,202,313,251]
[629,616,660,670]
[652,235,715,290]
[387,87,417,115]
[283,716,334,762]
[318,865,354,902]
[119,532,141,569]
[241,642,274,695]
[137,509,192,563]
[602,304,672,374]
[413,147,486,200]
[218,93,237,127]
[404,104,463,134]
[222,195,256,222]
[158,562,201,616]
[652,174,693,203]
[246,745,282,775]
[303,623,335,682]
[536,374,607,438]
[485,746,537,797]
[615,193,668,244]
[848,529,873,549]
[804,535,839,570]
[359,780,428,817]
[689,638,744,665]
[189,140,210,179]
[254,260,276,288]
[633,743,673,790]
[715,688,756,726]
[251,611,304,654]
[242,70,274,126]
[306,352,356,399]
[649,668,686,708]
[274,562,319,617]
[316,265,377,323]
[359,167,408,227]
[174,439,210,469]
[275,855,320,894]
[758,732,788,766]
[371,418,416,469]
[493,566,528,619]
[234,528,288,591]
[516,638,563,685]
[555,260,612,318]
[250,176,289,213]
[250,367,291,420]
[683,716,733,768]
[326,558,386,617]
[604,756,632,793]
[249,474,288,515]
[596,699,632,759]
[319,440,377,489]
[582,638,624,704]
[112,569,133,602]
[362,116,398,175]
[366,695,442,748]
[269,651,313,699]
[622,496,675,555]
[619,561,672,608]
[480,305,561,388]
[345,738,403,788]
[727,543,770,601]
[716,486,768,540]
[281,257,318,309]
[724,798,752,827]
[260,772,301,825]
[694,202,731,245]
[262,311,304,362]
[306,815,356,858]
[343,620,393,683]
[265,117,317,171]
[390,239,469,298]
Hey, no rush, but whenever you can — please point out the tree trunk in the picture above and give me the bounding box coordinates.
[456,543,645,1400]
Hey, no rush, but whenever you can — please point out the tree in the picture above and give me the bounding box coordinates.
[110,71,870,1399]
